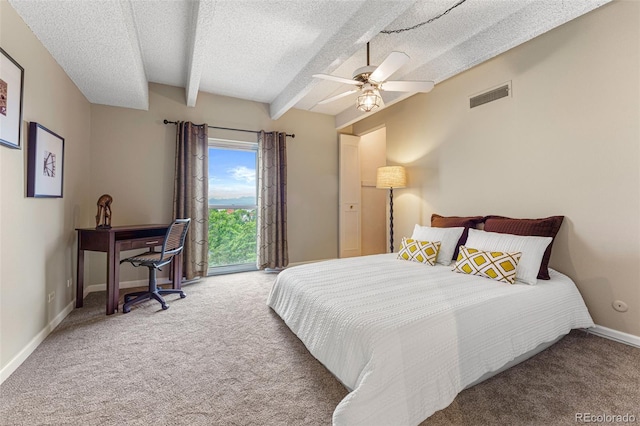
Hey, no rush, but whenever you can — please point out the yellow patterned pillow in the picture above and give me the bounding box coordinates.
[397,238,441,266]
[453,246,522,284]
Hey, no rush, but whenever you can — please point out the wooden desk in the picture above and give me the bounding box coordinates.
[76,224,183,315]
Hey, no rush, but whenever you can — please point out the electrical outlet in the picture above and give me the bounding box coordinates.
[612,300,628,313]
[67,278,72,288]
[47,291,55,303]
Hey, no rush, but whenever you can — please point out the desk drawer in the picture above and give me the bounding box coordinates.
[118,236,164,251]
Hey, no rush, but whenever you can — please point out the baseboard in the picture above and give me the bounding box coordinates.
[3,277,175,384]
[287,258,336,267]
[83,278,172,298]
[586,325,640,348]
[259,258,335,273]
[0,300,75,384]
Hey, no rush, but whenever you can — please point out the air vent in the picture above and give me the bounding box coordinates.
[469,83,511,109]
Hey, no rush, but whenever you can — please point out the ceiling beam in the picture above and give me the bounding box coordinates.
[268,0,417,121]
[117,0,149,110]
[9,0,151,110]
[185,0,216,107]
[334,0,612,129]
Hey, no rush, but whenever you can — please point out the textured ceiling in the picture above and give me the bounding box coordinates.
[9,0,610,128]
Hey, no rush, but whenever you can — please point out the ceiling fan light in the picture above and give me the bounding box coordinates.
[356,90,381,112]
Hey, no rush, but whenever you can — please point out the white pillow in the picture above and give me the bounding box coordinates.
[411,225,464,266]
[465,229,552,285]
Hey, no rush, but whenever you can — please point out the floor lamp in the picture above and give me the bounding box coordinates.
[376,166,406,253]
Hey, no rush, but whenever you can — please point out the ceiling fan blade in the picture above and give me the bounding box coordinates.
[317,89,358,105]
[369,51,410,83]
[313,74,360,86]
[381,80,435,93]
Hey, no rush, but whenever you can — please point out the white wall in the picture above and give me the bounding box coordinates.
[353,0,640,336]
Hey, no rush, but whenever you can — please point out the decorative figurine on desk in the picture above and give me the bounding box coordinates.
[95,194,113,229]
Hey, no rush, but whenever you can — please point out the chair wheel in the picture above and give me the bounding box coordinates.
[123,306,131,314]
[180,292,186,299]
[162,304,169,310]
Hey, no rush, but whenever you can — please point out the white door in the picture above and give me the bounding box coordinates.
[339,134,361,258]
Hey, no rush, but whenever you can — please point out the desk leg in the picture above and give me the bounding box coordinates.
[106,235,117,315]
[76,246,84,308]
[113,244,121,313]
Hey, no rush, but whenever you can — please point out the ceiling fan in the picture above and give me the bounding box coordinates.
[313,42,434,112]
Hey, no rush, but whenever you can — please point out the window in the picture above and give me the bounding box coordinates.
[208,139,258,274]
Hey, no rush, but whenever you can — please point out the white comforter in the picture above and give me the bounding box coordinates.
[267,254,594,426]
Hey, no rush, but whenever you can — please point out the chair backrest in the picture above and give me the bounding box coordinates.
[160,218,191,261]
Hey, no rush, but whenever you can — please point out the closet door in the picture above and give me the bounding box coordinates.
[339,134,361,258]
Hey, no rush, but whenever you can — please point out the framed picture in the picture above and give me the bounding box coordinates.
[0,47,25,149]
[27,122,65,198]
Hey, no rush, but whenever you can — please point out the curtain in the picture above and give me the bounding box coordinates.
[173,122,209,280]
[257,131,288,269]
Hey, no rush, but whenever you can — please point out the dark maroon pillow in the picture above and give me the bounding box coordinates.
[431,214,484,260]
[483,215,564,280]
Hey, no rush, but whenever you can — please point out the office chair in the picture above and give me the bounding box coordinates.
[120,218,191,313]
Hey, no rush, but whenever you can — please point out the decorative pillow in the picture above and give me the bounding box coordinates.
[484,215,564,280]
[411,225,464,266]
[431,214,484,260]
[397,238,441,266]
[453,246,522,284]
[465,229,552,285]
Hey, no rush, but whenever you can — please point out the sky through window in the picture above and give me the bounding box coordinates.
[208,147,257,206]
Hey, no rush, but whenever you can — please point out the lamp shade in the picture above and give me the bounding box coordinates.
[376,166,406,189]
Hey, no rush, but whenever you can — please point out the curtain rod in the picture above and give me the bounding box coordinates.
[163,119,295,138]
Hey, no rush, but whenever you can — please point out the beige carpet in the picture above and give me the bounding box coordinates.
[1,271,638,426]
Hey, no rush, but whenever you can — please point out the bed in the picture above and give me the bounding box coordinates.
[267,251,594,425]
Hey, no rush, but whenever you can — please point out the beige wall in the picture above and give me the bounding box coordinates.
[353,1,640,336]
[1,2,92,373]
[89,83,339,284]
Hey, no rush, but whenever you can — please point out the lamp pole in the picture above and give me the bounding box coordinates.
[389,187,395,253]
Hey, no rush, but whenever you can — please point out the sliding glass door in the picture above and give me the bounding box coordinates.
[208,139,258,274]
